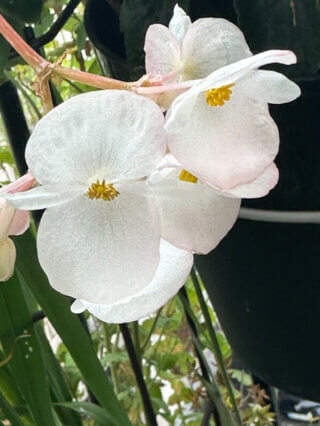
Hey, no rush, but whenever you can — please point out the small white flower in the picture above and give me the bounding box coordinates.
[165,50,301,196]
[144,4,251,82]
[144,6,301,197]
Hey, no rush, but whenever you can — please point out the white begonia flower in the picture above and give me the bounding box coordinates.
[4,90,241,322]
[0,173,33,281]
[4,90,169,307]
[165,50,301,194]
[144,4,252,83]
[144,6,300,197]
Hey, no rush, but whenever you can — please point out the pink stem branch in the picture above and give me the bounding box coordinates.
[53,66,132,90]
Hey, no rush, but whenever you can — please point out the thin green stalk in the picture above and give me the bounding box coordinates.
[178,292,233,426]
[61,77,85,93]
[119,324,157,426]
[141,308,162,354]
[102,323,120,394]
[113,329,120,352]
[191,268,243,426]
[151,299,174,358]
[132,322,141,363]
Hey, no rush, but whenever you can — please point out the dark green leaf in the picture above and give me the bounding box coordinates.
[120,0,190,78]
[34,324,82,425]
[34,7,55,37]
[13,231,131,426]
[200,377,237,426]
[0,272,56,426]
[0,18,22,76]
[0,365,23,407]
[0,0,42,24]
[56,401,118,425]
[74,22,87,51]
[0,390,24,426]
[234,0,320,76]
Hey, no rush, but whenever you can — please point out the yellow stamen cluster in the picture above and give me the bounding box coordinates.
[179,169,198,183]
[86,180,119,201]
[205,83,235,107]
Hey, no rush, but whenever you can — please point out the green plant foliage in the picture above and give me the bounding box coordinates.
[34,325,82,425]
[0,390,23,426]
[0,273,56,425]
[120,0,190,78]
[242,404,275,425]
[234,0,320,76]
[0,0,42,24]
[56,401,119,425]
[0,18,23,77]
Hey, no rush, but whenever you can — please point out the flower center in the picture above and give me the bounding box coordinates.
[86,180,119,201]
[205,83,235,107]
[179,169,198,183]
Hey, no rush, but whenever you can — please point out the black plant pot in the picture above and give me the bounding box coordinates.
[84,0,131,81]
[196,75,320,401]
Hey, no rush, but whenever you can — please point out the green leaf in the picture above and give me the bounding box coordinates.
[234,0,320,76]
[0,18,22,76]
[0,390,24,426]
[13,231,131,426]
[0,272,56,426]
[200,378,237,426]
[17,276,78,424]
[74,22,87,51]
[0,0,43,24]
[0,145,15,166]
[55,401,118,425]
[103,352,129,364]
[34,324,82,425]
[34,7,55,37]
[120,0,190,78]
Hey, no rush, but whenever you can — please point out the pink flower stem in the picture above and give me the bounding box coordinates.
[134,80,193,95]
[53,66,132,91]
[0,14,134,105]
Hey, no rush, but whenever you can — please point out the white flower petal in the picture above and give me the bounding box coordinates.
[211,163,279,199]
[182,18,251,79]
[71,299,86,314]
[26,90,167,185]
[144,24,181,77]
[0,237,16,281]
[150,178,240,254]
[241,70,301,104]
[0,200,15,241]
[0,172,34,195]
[37,192,160,305]
[168,5,191,46]
[167,90,279,190]
[3,184,86,210]
[165,50,297,131]
[71,239,193,323]
[9,210,30,236]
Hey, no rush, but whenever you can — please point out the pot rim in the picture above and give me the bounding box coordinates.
[239,207,320,223]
